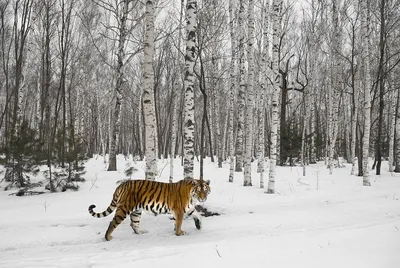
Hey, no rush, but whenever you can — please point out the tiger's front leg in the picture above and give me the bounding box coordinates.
[185,206,202,230]
[130,209,148,234]
[174,210,185,236]
[192,208,202,230]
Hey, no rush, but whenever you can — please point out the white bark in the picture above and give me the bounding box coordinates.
[350,78,359,175]
[395,90,400,172]
[243,0,254,187]
[257,0,269,184]
[361,0,371,186]
[15,76,25,135]
[169,79,178,182]
[267,0,282,194]
[328,0,341,175]
[228,0,237,183]
[309,19,317,164]
[388,82,397,172]
[35,76,41,130]
[235,0,247,173]
[96,88,106,162]
[142,0,157,180]
[301,88,309,176]
[183,0,197,180]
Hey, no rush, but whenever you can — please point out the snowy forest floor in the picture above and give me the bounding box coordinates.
[0,155,399,268]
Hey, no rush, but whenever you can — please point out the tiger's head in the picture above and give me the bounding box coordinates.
[191,179,211,202]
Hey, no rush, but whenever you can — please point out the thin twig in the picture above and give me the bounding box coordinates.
[90,174,99,190]
[215,246,222,258]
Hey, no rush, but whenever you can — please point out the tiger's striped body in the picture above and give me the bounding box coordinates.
[88,179,211,241]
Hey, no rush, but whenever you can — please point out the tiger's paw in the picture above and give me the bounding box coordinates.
[105,235,113,241]
[175,230,187,236]
[133,229,148,235]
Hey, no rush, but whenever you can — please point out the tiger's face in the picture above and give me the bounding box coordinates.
[192,179,211,202]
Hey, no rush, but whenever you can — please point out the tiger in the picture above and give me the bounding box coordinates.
[88,178,211,241]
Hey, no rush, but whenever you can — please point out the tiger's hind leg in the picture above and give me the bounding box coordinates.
[130,209,148,234]
[105,207,127,241]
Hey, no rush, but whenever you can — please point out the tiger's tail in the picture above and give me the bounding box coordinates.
[88,190,119,218]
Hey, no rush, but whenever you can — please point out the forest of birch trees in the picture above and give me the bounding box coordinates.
[0,0,399,193]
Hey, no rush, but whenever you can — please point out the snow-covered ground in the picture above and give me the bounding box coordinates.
[0,155,399,268]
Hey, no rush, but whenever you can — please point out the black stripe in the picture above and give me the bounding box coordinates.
[153,185,162,203]
[133,181,144,195]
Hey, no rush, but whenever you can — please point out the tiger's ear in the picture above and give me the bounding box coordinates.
[205,180,210,185]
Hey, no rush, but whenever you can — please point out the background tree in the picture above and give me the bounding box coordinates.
[142,0,157,180]
[183,0,197,180]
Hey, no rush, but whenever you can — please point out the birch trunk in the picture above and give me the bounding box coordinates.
[309,35,317,164]
[328,0,341,175]
[235,0,246,173]
[257,0,269,182]
[228,0,237,182]
[170,74,179,182]
[143,0,157,180]
[388,76,397,172]
[107,0,129,171]
[361,0,371,186]
[395,90,400,172]
[350,82,358,175]
[267,0,282,194]
[35,76,41,131]
[183,0,197,180]
[214,84,222,168]
[301,88,309,176]
[96,89,106,163]
[243,0,254,186]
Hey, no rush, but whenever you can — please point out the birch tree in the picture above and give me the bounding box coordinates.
[347,7,359,176]
[267,0,282,194]
[388,85,397,172]
[228,0,237,183]
[235,0,246,173]
[361,0,371,186]
[327,0,341,175]
[394,88,400,173]
[183,0,197,180]
[107,0,129,171]
[243,0,254,186]
[142,0,157,180]
[257,0,269,188]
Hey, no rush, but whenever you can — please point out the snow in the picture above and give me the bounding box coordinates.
[0,155,399,268]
